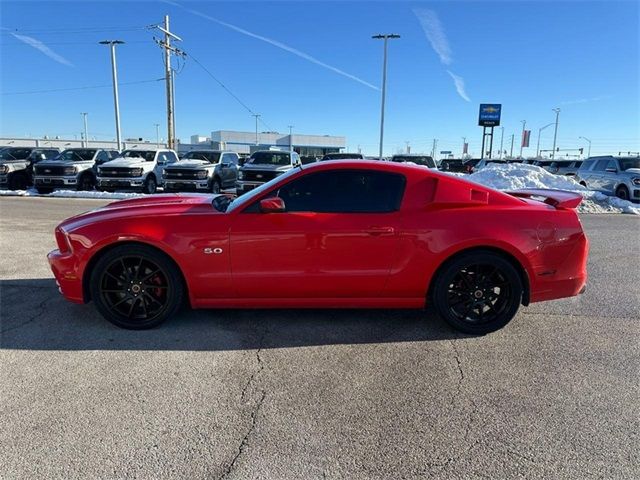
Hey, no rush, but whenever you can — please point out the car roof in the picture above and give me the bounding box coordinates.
[299,159,442,176]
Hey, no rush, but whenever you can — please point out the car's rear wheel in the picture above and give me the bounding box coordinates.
[90,245,184,329]
[432,252,522,334]
[78,174,94,191]
[616,185,629,201]
[8,173,28,190]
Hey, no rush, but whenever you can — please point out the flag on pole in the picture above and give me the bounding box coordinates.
[521,130,531,148]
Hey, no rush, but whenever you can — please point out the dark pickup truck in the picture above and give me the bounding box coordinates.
[236,150,302,195]
[0,147,61,190]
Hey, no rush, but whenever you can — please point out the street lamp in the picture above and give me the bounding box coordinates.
[99,40,124,150]
[288,125,294,152]
[536,122,555,157]
[81,112,88,147]
[551,108,561,159]
[519,120,526,158]
[372,33,400,161]
[154,123,160,148]
[578,136,592,158]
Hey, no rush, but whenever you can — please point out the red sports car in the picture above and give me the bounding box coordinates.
[48,161,588,334]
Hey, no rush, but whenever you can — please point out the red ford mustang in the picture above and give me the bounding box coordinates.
[48,161,588,334]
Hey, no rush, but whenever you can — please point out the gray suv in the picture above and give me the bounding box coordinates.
[545,160,583,176]
[163,150,239,193]
[576,156,640,202]
[34,148,120,193]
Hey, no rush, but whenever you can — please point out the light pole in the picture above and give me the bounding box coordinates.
[578,136,592,158]
[461,136,466,157]
[431,138,438,159]
[81,112,88,147]
[252,114,261,145]
[99,40,124,150]
[551,108,560,159]
[154,123,160,148]
[499,127,504,159]
[519,120,526,158]
[372,33,400,161]
[288,125,294,151]
[509,134,515,158]
[536,122,555,157]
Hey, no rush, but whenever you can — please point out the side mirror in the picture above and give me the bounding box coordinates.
[259,197,286,213]
[605,167,617,173]
[238,158,246,166]
[221,162,230,168]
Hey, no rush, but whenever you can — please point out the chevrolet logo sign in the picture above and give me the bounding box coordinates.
[483,106,498,113]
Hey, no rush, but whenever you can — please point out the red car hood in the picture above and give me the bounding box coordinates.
[59,193,220,231]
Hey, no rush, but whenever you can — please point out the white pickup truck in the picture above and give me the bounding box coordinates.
[96,149,179,193]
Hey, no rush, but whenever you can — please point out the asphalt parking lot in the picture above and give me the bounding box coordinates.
[1,196,639,479]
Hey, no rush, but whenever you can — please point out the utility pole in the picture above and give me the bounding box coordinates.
[509,134,514,158]
[551,108,560,159]
[372,34,400,161]
[461,136,466,157]
[536,122,555,157]
[81,112,88,147]
[154,123,160,148]
[499,127,504,159]
[154,15,182,151]
[252,114,261,145]
[288,125,294,151]
[519,120,526,158]
[405,141,410,154]
[99,40,124,150]
[579,136,592,158]
[431,138,438,158]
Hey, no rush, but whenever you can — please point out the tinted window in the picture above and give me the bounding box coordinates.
[276,170,405,213]
[249,151,290,166]
[392,155,436,168]
[57,149,97,162]
[165,151,179,163]
[0,148,32,160]
[619,158,640,171]
[322,153,364,160]
[573,161,583,168]
[593,159,610,171]
[579,159,594,170]
[184,151,221,163]
[122,150,156,162]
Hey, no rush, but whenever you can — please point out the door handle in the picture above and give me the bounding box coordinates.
[365,226,395,236]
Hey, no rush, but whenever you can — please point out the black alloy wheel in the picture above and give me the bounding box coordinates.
[90,245,184,329]
[143,176,157,194]
[432,252,522,334]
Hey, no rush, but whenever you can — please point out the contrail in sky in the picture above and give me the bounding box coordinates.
[8,32,74,66]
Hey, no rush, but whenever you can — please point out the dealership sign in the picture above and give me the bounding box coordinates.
[478,104,502,127]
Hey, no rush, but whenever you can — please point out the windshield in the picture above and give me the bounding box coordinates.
[226,166,301,213]
[248,151,290,166]
[122,150,156,162]
[56,149,97,162]
[183,151,221,163]
[392,155,436,168]
[619,158,640,171]
[0,148,32,160]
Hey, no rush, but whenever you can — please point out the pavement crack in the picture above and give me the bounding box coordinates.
[240,329,266,403]
[219,390,266,480]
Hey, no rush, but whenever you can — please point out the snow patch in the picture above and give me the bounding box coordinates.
[0,188,145,200]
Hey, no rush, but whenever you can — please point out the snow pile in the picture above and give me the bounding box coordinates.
[0,188,144,200]
[462,163,639,215]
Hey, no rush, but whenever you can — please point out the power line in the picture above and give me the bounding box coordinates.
[185,51,276,132]
[0,40,150,46]
[1,78,163,96]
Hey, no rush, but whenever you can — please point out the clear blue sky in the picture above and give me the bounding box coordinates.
[1,0,638,157]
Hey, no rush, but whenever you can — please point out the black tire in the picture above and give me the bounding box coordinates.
[89,244,185,329]
[431,251,523,335]
[143,175,157,194]
[211,178,221,194]
[78,173,94,191]
[579,181,587,187]
[8,173,28,190]
[616,185,629,201]
[36,187,53,194]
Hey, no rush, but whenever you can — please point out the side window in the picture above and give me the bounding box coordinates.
[579,159,594,171]
[606,159,618,172]
[109,151,120,159]
[166,151,178,163]
[157,152,170,164]
[275,170,405,213]
[96,151,109,162]
[593,159,610,171]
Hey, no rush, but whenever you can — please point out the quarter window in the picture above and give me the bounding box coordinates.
[275,170,405,213]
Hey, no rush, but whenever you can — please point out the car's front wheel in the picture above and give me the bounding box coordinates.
[616,185,630,201]
[211,178,221,194]
[89,244,185,329]
[431,251,523,334]
[143,175,157,194]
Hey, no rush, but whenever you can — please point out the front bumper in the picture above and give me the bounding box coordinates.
[236,181,263,194]
[97,177,145,190]
[164,179,209,191]
[34,175,77,187]
[0,174,7,187]
[47,249,84,304]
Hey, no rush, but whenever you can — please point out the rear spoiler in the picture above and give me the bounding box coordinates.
[505,189,583,209]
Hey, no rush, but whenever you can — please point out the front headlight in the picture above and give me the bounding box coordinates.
[63,166,77,175]
[238,171,244,180]
[130,168,143,177]
[0,164,8,174]
[196,170,208,179]
[632,177,640,186]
